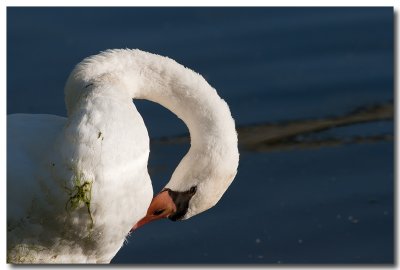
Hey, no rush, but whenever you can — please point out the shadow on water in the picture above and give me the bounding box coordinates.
[153,102,393,152]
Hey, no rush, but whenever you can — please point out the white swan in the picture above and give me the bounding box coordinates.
[7,49,239,263]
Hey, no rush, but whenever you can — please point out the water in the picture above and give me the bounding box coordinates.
[7,7,394,264]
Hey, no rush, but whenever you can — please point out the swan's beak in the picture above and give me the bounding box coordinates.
[131,190,176,231]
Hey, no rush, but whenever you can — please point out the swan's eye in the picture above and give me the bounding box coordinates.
[189,186,197,194]
[153,209,165,216]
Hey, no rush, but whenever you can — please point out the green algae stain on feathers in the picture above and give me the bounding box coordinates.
[65,169,94,231]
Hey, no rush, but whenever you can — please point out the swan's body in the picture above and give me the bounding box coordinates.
[7,49,239,263]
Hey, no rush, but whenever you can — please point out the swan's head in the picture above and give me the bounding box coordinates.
[132,146,239,231]
[132,89,239,231]
[132,186,198,230]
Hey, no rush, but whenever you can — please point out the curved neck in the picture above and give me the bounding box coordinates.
[66,49,237,150]
[65,49,239,216]
[134,64,237,151]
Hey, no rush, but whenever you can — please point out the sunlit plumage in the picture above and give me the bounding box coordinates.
[7,49,239,263]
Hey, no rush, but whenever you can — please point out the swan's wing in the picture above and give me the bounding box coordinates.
[7,114,66,230]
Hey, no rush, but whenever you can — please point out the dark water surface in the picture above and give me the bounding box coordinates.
[7,7,394,264]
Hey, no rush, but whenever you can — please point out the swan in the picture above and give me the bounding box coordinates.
[7,49,239,263]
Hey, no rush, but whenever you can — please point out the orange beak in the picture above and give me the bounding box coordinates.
[131,190,176,231]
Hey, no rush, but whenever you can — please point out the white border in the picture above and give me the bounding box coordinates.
[1,1,398,270]
[2,0,399,7]
[1,0,6,268]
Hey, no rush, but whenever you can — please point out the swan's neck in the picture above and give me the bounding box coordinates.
[65,49,239,218]
[135,71,236,150]
[135,68,239,207]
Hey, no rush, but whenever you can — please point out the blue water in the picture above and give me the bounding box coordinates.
[7,7,394,264]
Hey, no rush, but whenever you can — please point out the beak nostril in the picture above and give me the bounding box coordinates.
[132,189,177,231]
[153,209,165,216]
